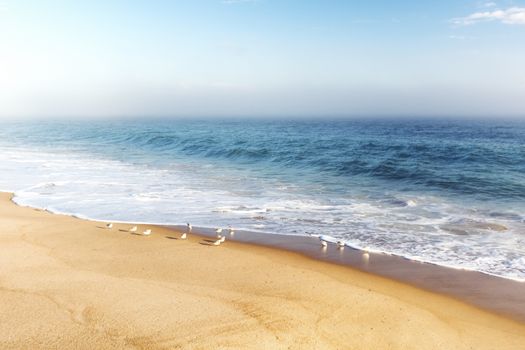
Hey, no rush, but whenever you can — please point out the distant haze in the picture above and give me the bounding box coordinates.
[1,0,524,119]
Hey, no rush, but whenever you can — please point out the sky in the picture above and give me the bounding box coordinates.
[0,0,524,118]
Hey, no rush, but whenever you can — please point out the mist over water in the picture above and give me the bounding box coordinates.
[0,119,524,280]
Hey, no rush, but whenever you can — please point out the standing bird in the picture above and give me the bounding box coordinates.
[129,226,137,233]
[337,241,345,250]
[212,239,222,246]
[106,223,113,229]
[215,228,223,237]
[143,229,152,236]
[320,238,328,248]
[187,223,192,232]
[220,235,226,243]
[181,232,187,240]
[229,227,235,235]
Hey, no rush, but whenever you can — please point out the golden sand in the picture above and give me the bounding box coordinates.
[1,192,524,349]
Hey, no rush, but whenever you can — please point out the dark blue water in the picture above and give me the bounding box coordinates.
[0,119,524,280]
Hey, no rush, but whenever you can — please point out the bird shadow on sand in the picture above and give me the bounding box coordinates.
[199,239,219,246]
[96,226,109,230]
[165,236,179,240]
[119,229,130,233]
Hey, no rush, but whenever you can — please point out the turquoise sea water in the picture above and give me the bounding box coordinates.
[0,119,524,280]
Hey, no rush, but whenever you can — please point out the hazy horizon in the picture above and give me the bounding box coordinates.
[1,0,524,119]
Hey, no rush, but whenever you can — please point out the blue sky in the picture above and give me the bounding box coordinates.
[0,0,524,118]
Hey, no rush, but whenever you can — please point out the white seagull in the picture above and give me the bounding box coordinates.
[129,226,137,233]
[215,228,223,237]
[212,239,222,246]
[143,229,152,236]
[337,241,345,250]
[229,227,235,235]
[319,237,328,248]
[187,223,192,232]
[220,235,226,243]
[106,223,113,229]
[181,232,187,240]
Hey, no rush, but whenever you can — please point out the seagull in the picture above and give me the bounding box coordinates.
[143,229,152,236]
[212,239,222,246]
[215,228,223,237]
[220,235,226,243]
[229,227,235,235]
[129,226,137,233]
[181,232,187,240]
[319,237,328,248]
[106,223,113,229]
[337,241,345,250]
[187,223,192,232]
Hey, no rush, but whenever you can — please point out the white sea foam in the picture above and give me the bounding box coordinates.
[1,145,524,281]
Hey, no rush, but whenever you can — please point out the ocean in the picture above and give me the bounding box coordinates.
[0,118,524,280]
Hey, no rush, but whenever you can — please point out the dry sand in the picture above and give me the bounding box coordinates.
[1,192,524,349]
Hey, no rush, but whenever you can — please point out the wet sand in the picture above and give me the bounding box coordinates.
[178,226,525,323]
[1,192,525,349]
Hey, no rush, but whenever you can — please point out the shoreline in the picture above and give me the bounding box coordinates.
[2,191,525,349]
[12,194,524,282]
[9,193,525,323]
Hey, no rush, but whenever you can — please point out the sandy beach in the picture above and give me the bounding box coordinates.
[1,192,525,349]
